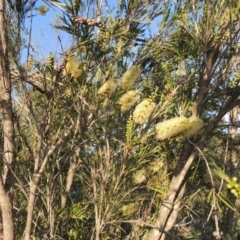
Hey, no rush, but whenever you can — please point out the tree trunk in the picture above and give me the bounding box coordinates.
[0,0,15,238]
[0,177,13,240]
[23,176,39,240]
[144,144,195,240]
[24,135,66,239]
[61,147,80,209]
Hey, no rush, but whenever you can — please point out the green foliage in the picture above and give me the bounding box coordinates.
[4,0,240,239]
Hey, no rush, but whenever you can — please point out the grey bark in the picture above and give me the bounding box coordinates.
[0,0,15,238]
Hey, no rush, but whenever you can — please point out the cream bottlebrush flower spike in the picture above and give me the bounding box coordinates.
[65,53,85,81]
[182,116,204,138]
[148,159,164,173]
[37,6,49,15]
[121,65,141,90]
[133,99,156,124]
[132,168,147,184]
[118,90,140,112]
[156,116,189,140]
[98,79,118,96]
[122,203,140,216]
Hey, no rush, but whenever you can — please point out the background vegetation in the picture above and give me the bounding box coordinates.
[0,0,240,239]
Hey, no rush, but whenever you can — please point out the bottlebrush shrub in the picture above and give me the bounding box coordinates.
[121,65,141,90]
[133,99,156,124]
[118,90,140,112]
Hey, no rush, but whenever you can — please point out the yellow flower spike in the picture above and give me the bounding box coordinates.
[98,79,118,96]
[182,116,204,138]
[118,90,140,112]
[132,168,147,184]
[65,54,85,81]
[122,203,140,216]
[156,116,189,140]
[133,99,156,124]
[121,65,141,90]
[148,159,164,173]
[37,6,49,16]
